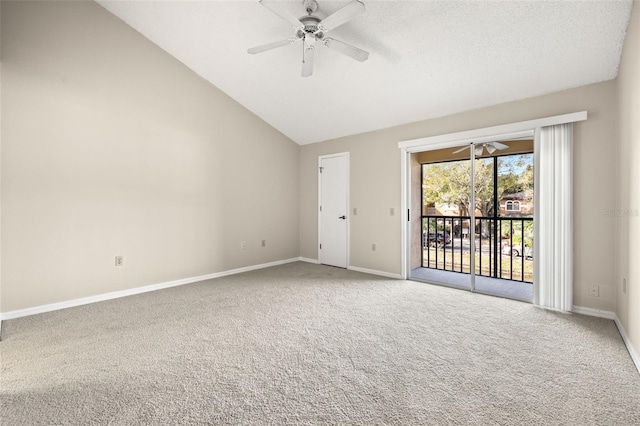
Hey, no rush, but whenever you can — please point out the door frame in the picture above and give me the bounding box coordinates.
[318,152,350,267]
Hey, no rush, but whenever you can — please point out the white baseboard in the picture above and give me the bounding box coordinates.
[0,257,300,321]
[614,315,640,375]
[573,305,639,375]
[571,305,616,320]
[297,258,401,279]
[347,266,402,279]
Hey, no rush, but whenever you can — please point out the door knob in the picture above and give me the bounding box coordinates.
[338,215,346,220]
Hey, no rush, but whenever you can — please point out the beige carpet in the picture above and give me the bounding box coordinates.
[1,262,639,425]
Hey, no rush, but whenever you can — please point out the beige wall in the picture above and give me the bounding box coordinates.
[616,1,640,359]
[300,80,618,311]
[0,1,299,312]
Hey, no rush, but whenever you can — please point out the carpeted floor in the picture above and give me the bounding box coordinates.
[1,262,639,425]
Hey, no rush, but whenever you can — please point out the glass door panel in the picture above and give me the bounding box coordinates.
[473,146,534,301]
[411,149,472,290]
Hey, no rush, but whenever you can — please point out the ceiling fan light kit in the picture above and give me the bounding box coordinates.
[248,0,369,77]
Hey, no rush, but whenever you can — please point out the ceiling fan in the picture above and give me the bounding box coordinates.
[453,141,510,156]
[247,0,369,77]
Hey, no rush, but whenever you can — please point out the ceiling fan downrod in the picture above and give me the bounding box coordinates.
[303,0,318,15]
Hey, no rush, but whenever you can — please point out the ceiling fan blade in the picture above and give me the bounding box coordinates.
[323,38,369,62]
[492,141,510,150]
[318,0,365,32]
[302,46,315,77]
[260,0,304,30]
[452,146,470,154]
[247,39,296,54]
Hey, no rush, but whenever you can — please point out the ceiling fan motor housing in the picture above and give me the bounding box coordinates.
[297,16,323,39]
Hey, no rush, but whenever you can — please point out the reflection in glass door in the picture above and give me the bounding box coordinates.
[410,140,534,302]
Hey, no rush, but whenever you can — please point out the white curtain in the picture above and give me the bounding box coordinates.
[534,123,573,311]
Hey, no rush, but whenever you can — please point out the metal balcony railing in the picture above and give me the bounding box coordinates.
[422,215,534,283]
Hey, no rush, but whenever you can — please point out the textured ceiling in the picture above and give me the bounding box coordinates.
[97,0,632,145]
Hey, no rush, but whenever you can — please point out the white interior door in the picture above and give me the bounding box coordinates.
[319,153,349,268]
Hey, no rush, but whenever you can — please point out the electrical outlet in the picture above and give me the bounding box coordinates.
[372,243,376,251]
[589,284,599,298]
[353,207,358,216]
[241,241,246,250]
[390,207,395,216]
[115,256,123,267]
[623,278,627,294]
[261,239,266,248]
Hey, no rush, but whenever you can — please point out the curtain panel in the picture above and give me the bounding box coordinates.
[534,123,573,311]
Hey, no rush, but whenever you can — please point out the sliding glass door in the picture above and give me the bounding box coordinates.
[409,140,534,302]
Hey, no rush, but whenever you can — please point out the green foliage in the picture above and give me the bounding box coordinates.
[504,220,534,248]
[497,155,534,201]
[423,153,534,223]
[422,158,494,218]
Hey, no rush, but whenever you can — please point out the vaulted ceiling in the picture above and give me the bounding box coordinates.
[97,0,633,145]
